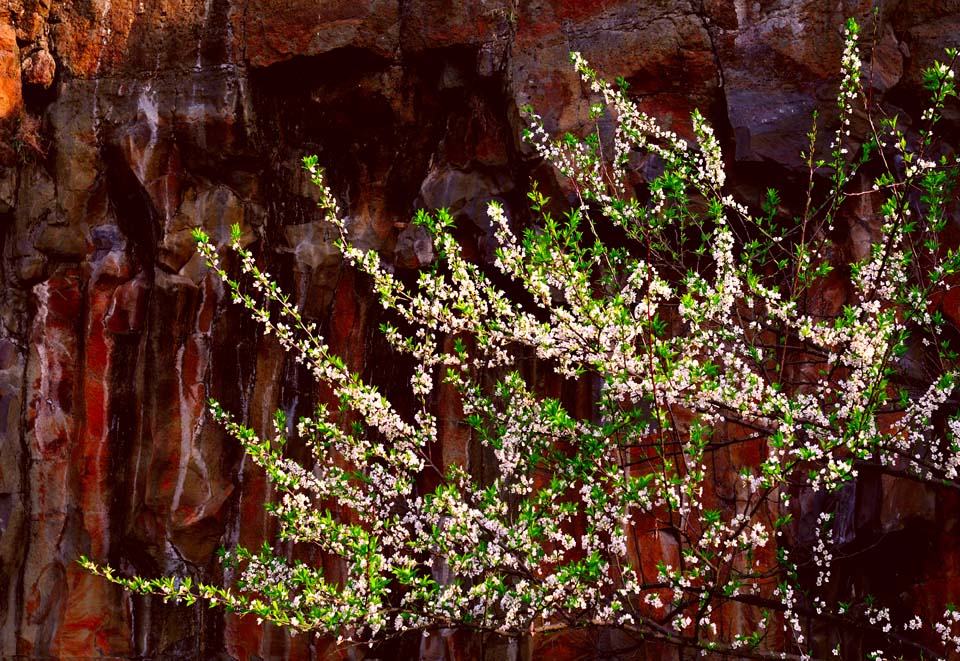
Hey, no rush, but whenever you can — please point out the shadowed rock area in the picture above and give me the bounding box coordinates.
[1,0,959,658]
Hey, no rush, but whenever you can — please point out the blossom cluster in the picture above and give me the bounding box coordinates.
[84,20,960,660]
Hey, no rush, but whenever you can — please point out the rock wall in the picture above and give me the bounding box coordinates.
[1,0,958,658]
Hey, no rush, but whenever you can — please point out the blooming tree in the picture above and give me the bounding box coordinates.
[84,19,960,659]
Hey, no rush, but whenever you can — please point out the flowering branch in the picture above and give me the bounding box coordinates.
[83,20,960,659]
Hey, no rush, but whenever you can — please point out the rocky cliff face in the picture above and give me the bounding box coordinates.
[1,0,958,658]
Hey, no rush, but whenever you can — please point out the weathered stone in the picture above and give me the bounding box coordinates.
[881,474,937,533]
[416,165,514,262]
[243,0,400,68]
[18,270,135,658]
[11,0,53,43]
[868,24,906,93]
[21,48,56,89]
[158,184,247,273]
[104,273,150,334]
[0,23,22,124]
[717,2,865,168]
[35,224,89,259]
[0,167,16,213]
[0,337,27,657]
[401,0,511,53]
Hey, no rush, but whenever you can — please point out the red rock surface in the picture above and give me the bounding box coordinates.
[0,22,22,123]
[1,0,958,658]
